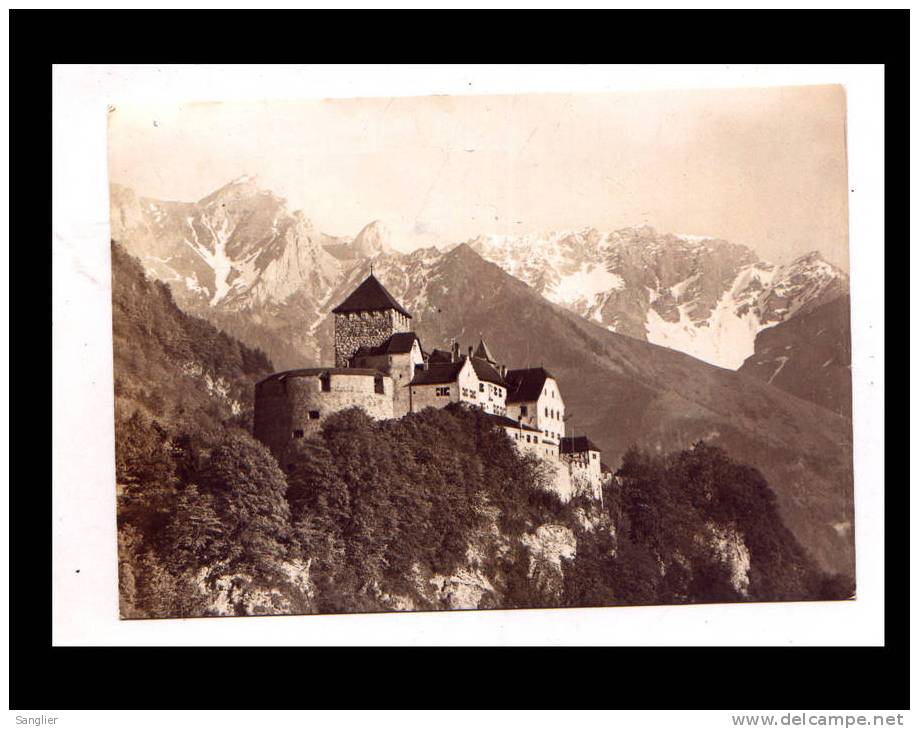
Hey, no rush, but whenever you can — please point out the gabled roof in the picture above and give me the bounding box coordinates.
[473,337,498,365]
[469,357,505,386]
[331,273,412,318]
[427,348,454,364]
[409,359,467,386]
[354,332,423,357]
[484,412,540,432]
[559,435,601,453]
[505,367,555,403]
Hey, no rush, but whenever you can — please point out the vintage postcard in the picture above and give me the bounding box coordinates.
[108,86,853,618]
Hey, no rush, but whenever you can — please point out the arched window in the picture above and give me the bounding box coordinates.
[319,372,331,392]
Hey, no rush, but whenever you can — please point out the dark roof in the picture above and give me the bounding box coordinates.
[559,436,601,453]
[331,273,412,318]
[353,332,423,357]
[505,367,554,403]
[469,357,505,386]
[409,360,466,386]
[427,348,454,364]
[257,367,386,386]
[473,338,498,364]
[484,412,540,432]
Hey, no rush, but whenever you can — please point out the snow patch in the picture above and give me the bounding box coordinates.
[183,215,236,305]
[645,268,769,369]
[548,263,624,306]
[185,275,206,294]
[670,273,700,299]
[766,356,790,385]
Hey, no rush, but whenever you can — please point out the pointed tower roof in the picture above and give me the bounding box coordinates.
[473,337,497,365]
[331,273,411,318]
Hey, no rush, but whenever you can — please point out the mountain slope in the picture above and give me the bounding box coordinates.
[739,295,852,417]
[468,227,849,368]
[111,240,274,429]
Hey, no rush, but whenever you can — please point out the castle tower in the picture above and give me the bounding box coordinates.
[473,337,498,365]
[331,272,413,367]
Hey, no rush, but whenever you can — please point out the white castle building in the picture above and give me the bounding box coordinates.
[254,272,605,500]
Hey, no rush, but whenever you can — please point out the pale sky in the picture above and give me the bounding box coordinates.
[108,85,849,269]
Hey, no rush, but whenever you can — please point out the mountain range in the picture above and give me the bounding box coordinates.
[109,177,850,372]
[467,227,849,370]
[109,178,855,576]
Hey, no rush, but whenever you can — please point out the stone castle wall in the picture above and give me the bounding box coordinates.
[254,371,394,465]
[409,380,460,412]
[334,310,393,367]
[334,310,412,367]
[388,353,417,418]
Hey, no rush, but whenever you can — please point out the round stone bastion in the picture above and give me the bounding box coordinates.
[254,368,394,462]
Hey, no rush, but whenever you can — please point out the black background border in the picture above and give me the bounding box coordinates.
[14,9,905,710]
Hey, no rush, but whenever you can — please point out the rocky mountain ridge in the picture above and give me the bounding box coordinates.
[467,226,848,368]
[111,180,848,372]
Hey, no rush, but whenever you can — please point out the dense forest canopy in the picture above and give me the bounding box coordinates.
[117,405,851,618]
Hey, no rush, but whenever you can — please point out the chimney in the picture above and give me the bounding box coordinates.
[500,364,507,379]
[452,341,460,362]
[423,359,430,370]
[468,345,473,359]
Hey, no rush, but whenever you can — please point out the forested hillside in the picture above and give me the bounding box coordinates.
[116,403,851,618]
[111,240,273,431]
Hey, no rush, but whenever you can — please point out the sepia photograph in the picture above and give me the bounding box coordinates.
[106,85,855,619]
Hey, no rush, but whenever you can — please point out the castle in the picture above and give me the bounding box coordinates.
[253,272,605,500]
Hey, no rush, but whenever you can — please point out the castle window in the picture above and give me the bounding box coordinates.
[292,429,304,439]
[520,405,528,416]
[479,383,484,393]
[592,453,597,460]
[435,386,450,397]
[374,375,385,394]
[308,411,320,420]
[320,373,331,392]
[526,435,531,443]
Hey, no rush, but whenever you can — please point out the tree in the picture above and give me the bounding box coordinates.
[197,431,294,579]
